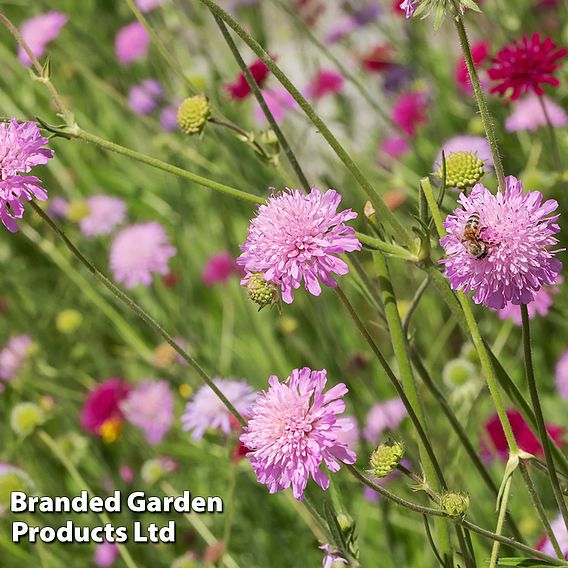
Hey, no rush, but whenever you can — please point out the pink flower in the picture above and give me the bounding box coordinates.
[434,135,494,172]
[181,379,256,440]
[136,0,162,12]
[94,541,119,568]
[363,398,407,444]
[319,544,348,567]
[128,79,163,114]
[80,195,127,238]
[538,514,568,558]
[115,22,150,64]
[119,465,134,484]
[240,367,356,500]
[80,378,131,436]
[110,222,176,288]
[391,92,428,137]
[380,136,410,161]
[237,188,361,304]
[333,415,360,452]
[555,350,568,401]
[440,176,563,309]
[0,335,33,385]
[48,196,69,218]
[505,93,568,132]
[399,0,417,18]
[160,104,179,132]
[253,87,296,124]
[227,58,271,100]
[455,41,489,93]
[306,70,344,99]
[121,380,174,445]
[202,252,236,286]
[0,120,53,232]
[18,12,68,66]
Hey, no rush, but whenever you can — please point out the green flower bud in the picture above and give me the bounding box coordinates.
[10,402,46,437]
[56,432,89,466]
[66,200,90,222]
[56,309,83,334]
[177,95,211,135]
[438,151,484,190]
[413,0,481,26]
[369,442,404,478]
[141,458,175,486]
[443,358,475,389]
[246,273,278,310]
[460,343,479,365]
[441,492,470,517]
[0,466,34,514]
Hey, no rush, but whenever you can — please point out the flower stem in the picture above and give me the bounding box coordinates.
[537,96,563,174]
[488,475,511,568]
[521,303,568,532]
[453,12,506,193]
[30,202,246,427]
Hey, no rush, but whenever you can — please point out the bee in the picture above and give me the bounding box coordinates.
[461,213,489,259]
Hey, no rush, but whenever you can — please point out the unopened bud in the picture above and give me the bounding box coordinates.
[441,491,470,517]
[177,95,211,135]
[246,273,278,309]
[369,442,404,478]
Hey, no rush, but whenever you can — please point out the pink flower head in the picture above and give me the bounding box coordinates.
[227,58,271,100]
[399,0,417,18]
[136,0,162,12]
[80,378,131,436]
[119,465,134,484]
[0,335,33,385]
[319,544,348,567]
[160,104,179,132]
[237,188,361,304]
[538,514,568,559]
[555,350,568,401]
[0,120,53,232]
[482,409,564,461]
[455,41,489,93]
[94,541,119,568]
[380,136,410,161]
[434,135,494,173]
[363,398,407,444]
[48,196,69,218]
[18,12,68,66]
[333,415,360,452]
[181,379,256,440]
[241,368,356,500]
[392,92,428,137]
[306,70,345,99]
[115,22,150,64]
[110,222,176,288]
[80,195,127,238]
[121,380,174,445]
[488,33,568,101]
[202,252,236,286]
[253,87,296,124]
[440,176,563,309]
[128,79,163,114]
[505,93,568,132]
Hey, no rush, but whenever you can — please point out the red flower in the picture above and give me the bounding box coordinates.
[391,91,428,137]
[226,58,271,100]
[306,69,344,99]
[488,33,567,101]
[455,41,489,93]
[481,409,564,461]
[361,44,395,73]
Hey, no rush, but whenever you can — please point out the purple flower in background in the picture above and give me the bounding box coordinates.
[136,0,162,12]
[121,380,174,445]
[320,544,348,567]
[18,12,68,66]
[306,69,345,99]
[160,104,179,131]
[48,196,69,218]
[434,135,494,172]
[383,65,412,93]
[555,350,568,401]
[241,368,356,500]
[392,92,428,137]
[538,514,568,558]
[325,3,381,43]
[238,188,361,304]
[353,3,382,25]
[254,87,296,123]
[181,378,256,439]
[202,252,236,286]
[128,79,163,114]
[0,335,33,387]
[506,94,568,132]
[80,195,126,237]
[110,222,176,288]
[0,120,53,232]
[400,0,417,18]
[115,22,150,64]
[364,398,407,444]
[325,19,357,44]
[380,136,410,161]
[333,415,360,452]
[94,541,119,568]
[440,177,563,309]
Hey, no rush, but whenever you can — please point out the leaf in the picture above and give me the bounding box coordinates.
[323,500,348,551]
[460,0,482,13]
[497,558,555,567]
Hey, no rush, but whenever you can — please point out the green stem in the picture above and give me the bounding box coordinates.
[357,232,418,261]
[521,304,568,531]
[30,202,246,427]
[209,117,271,161]
[537,96,563,174]
[488,475,511,568]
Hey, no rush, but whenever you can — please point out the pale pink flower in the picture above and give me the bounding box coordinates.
[136,0,162,12]
[18,12,68,66]
[506,93,568,132]
[128,79,163,114]
[115,22,150,64]
[434,135,494,172]
[364,398,407,444]
[555,350,568,401]
[0,335,33,386]
[320,544,348,567]
[254,87,296,124]
[94,541,119,568]
[333,415,360,452]
[80,195,127,238]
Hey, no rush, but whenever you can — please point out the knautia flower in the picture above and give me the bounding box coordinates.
[439,152,485,190]
[391,92,428,137]
[488,33,568,101]
[455,41,489,94]
[177,95,211,135]
[440,176,563,309]
[237,188,361,304]
[94,541,118,568]
[379,136,410,162]
[538,514,568,558]
[333,415,360,452]
[18,12,68,66]
[399,0,417,18]
[181,378,256,440]
[159,104,179,132]
[128,79,163,115]
[505,93,568,132]
[306,70,344,99]
[202,252,236,286]
[226,58,271,100]
[0,334,34,387]
[79,195,127,238]
[253,87,296,124]
[136,0,162,12]
[320,544,348,567]
[115,22,150,64]
[434,135,493,173]
[363,398,407,445]
[555,350,568,401]
[0,464,34,514]
[0,120,53,232]
[240,368,356,500]
[401,0,480,21]
[121,380,174,445]
[110,222,176,288]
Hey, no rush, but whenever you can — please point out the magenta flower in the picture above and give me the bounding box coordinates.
[363,398,407,444]
[121,380,174,445]
[115,22,150,64]
[110,222,176,288]
[319,544,348,567]
[80,195,126,238]
[0,335,33,387]
[391,92,428,137]
[379,136,410,162]
[538,514,568,559]
[237,188,361,304]
[440,176,563,309]
[94,541,119,568]
[202,252,236,286]
[0,120,53,232]
[18,12,68,66]
[306,70,345,99]
[128,79,163,114]
[240,367,356,500]
[181,379,256,440]
[506,93,568,132]
[555,350,568,401]
[254,87,296,124]
[434,135,494,173]
[136,0,162,12]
